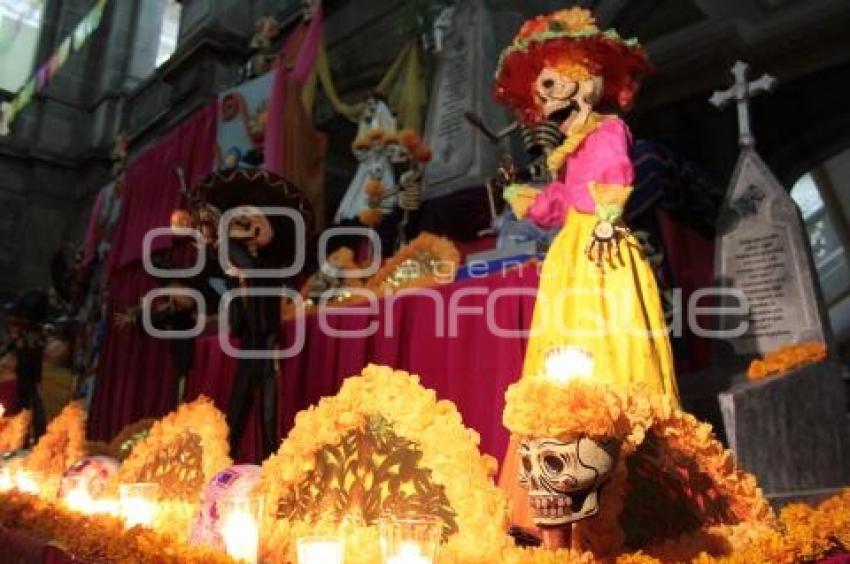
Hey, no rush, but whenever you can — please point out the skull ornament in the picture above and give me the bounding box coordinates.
[226,205,274,253]
[518,436,619,526]
[534,68,604,133]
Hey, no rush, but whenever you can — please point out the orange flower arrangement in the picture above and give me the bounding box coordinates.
[0,409,31,453]
[414,144,433,163]
[747,342,827,381]
[364,178,385,200]
[0,491,234,563]
[111,396,231,501]
[503,376,774,558]
[365,232,460,293]
[398,128,421,152]
[350,136,371,152]
[366,128,385,143]
[358,208,384,227]
[25,401,87,478]
[503,376,630,444]
[259,364,511,564]
[516,7,599,41]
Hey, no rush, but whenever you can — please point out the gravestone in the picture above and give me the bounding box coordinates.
[714,148,831,358]
[421,0,512,202]
[693,61,850,502]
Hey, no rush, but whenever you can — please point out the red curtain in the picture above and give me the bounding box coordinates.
[186,264,539,463]
[88,103,217,440]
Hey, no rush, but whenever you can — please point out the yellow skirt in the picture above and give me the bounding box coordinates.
[500,209,679,529]
[522,209,678,397]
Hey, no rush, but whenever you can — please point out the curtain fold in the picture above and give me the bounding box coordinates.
[88,103,217,440]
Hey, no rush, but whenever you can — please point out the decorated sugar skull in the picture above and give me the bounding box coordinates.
[190,464,262,549]
[58,455,119,498]
[518,436,619,526]
[504,346,632,533]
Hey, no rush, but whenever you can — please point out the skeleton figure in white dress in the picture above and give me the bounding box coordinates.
[334,97,399,223]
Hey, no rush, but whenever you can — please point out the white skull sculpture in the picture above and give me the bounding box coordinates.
[518,436,619,526]
[534,68,603,133]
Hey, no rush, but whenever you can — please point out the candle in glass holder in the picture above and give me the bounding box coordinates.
[119,482,158,528]
[380,515,441,564]
[14,470,42,496]
[218,494,263,564]
[60,476,95,514]
[296,536,344,564]
[386,542,431,564]
[0,466,12,492]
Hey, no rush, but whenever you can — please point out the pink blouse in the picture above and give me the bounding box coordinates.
[526,117,634,229]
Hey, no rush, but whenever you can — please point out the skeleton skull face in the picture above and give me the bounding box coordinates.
[534,68,603,131]
[518,436,619,526]
[227,206,274,255]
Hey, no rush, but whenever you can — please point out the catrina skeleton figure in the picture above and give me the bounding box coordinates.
[493,8,680,530]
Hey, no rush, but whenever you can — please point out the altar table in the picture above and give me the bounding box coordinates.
[185,263,540,463]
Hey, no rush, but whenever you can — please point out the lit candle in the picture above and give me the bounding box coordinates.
[218,495,263,564]
[543,346,594,385]
[14,470,41,496]
[92,498,120,516]
[0,467,12,492]
[119,483,158,528]
[221,508,259,563]
[65,485,94,512]
[386,542,432,564]
[296,536,344,564]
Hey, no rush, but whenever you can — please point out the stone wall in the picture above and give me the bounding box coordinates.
[2,0,850,293]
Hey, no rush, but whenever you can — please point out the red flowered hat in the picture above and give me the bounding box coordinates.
[493,8,652,124]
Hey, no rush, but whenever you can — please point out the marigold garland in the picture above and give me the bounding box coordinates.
[0,491,234,563]
[358,207,384,227]
[365,232,460,293]
[747,342,827,381]
[0,409,31,453]
[503,376,631,444]
[259,364,511,564]
[25,401,86,478]
[111,396,231,501]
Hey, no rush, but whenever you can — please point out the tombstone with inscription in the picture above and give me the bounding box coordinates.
[689,61,850,503]
[421,0,511,203]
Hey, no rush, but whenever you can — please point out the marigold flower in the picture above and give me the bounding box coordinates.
[358,208,383,226]
[364,179,384,198]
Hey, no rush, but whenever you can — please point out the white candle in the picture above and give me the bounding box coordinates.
[543,346,594,385]
[221,508,260,564]
[0,467,12,492]
[386,542,432,564]
[63,484,95,514]
[296,537,344,564]
[92,498,120,516]
[121,496,155,527]
[119,483,158,529]
[14,470,41,496]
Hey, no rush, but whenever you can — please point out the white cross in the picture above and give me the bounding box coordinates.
[710,61,777,148]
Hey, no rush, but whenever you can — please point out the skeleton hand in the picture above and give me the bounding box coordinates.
[113,311,135,328]
[585,219,629,268]
[494,154,518,193]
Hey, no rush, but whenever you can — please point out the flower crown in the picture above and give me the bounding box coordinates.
[516,7,599,40]
[493,7,651,121]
